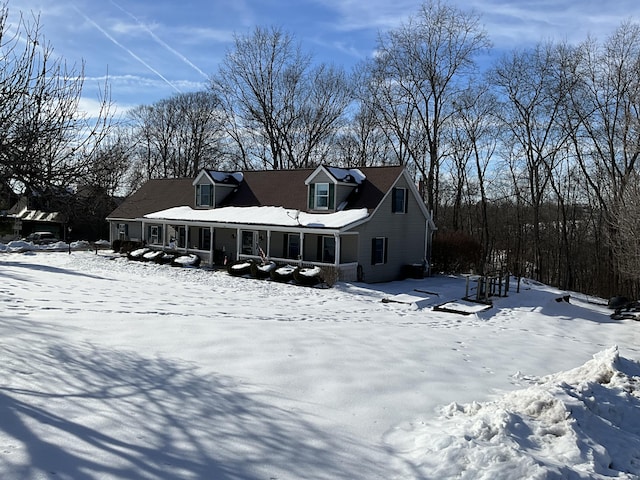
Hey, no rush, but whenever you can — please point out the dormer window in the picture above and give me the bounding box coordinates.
[315,183,330,209]
[196,184,213,207]
[308,182,335,210]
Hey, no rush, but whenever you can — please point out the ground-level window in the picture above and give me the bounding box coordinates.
[318,236,335,263]
[286,233,300,259]
[149,225,162,244]
[199,227,211,250]
[241,230,255,255]
[371,237,388,265]
[117,223,128,240]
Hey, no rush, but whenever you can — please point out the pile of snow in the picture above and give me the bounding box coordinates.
[0,240,100,253]
[388,346,640,478]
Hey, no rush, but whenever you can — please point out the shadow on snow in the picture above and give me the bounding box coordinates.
[0,327,385,479]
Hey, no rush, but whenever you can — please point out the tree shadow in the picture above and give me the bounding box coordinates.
[0,338,388,479]
[1,260,114,282]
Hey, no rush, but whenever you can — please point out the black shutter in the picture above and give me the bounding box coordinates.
[309,184,315,210]
[384,238,388,264]
[371,238,376,265]
[329,183,335,210]
[391,188,397,212]
[404,189,408,213]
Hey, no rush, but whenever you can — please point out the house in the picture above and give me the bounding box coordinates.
[3,196,66,241]
[106,165,436,283]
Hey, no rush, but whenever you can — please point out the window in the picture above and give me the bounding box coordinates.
[371,237,388,265]
[315,183,329,209]
[308,182,335,210]
[117,223,128,240]
[286,233,300,259]
[241,230,255,255]
[392,187,407,213]
[317,236,335,263]
[196,184,213,207]
[175,226,186,248]
[198,228,211,250]
[149,225,161,244]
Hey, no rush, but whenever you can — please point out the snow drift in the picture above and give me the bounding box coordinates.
[387,346,640,479]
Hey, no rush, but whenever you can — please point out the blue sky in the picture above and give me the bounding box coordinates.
[8,0,640,117]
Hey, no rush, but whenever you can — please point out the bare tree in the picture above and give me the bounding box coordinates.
[449,83,498,271]
[567,22,640,294]
[210,26,350,170]
[363,0,490,214]
[0,5,113,207]
[609,171,640,296]
[491,42,575,282]
[128,91,222,184]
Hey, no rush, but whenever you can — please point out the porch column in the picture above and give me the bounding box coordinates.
[266,230,272,258]
[299,232,305,265]
[141,221,146,244]
[334,233,341,267]
[184,225,190,251]
[162,222,167,248]
[236,228,241,260]
[209,226,215,266]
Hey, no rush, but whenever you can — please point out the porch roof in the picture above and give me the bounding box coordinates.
[144,205,369,229]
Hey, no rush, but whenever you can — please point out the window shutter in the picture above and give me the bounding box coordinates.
[329,183,335,210]
[309,184,315,210]
[371,238,376,265]
[392,188,397,212]
[404,189,408,213]
[384,238,388,264]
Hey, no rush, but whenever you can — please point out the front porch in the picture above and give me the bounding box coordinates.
[140,220,361,281]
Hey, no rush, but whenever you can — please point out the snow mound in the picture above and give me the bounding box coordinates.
[388,346,640,479]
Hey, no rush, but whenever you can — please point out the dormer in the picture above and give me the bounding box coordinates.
[304,165,365,212]
[192,169,244,208]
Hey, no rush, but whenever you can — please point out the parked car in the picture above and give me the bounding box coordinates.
[24,232,59,245]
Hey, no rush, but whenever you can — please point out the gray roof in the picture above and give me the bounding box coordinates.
[107,178,194,220]
[107,166,407,220]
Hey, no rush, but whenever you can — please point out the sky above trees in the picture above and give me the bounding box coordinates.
[9,0,640,115]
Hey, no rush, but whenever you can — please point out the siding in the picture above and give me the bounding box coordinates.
[355,175,428,283]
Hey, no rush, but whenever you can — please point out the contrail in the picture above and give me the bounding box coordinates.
[108,0,209,79]
[71,4,182,94]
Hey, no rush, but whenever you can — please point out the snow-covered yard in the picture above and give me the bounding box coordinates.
[1,250,639,479]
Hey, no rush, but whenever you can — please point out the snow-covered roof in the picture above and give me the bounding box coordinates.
[207,171,243,184]
[326,167,366,184]
[144,205,369,229]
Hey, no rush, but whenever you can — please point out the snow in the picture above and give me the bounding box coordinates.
[326,166,366,184]
[144,205,369,228]
[1,251,640,479]
[208,171,243,183]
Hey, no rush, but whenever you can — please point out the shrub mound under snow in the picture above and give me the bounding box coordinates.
[387,346,640,479]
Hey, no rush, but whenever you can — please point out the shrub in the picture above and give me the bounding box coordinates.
[431,231,482,274]
[320,266,339,287]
